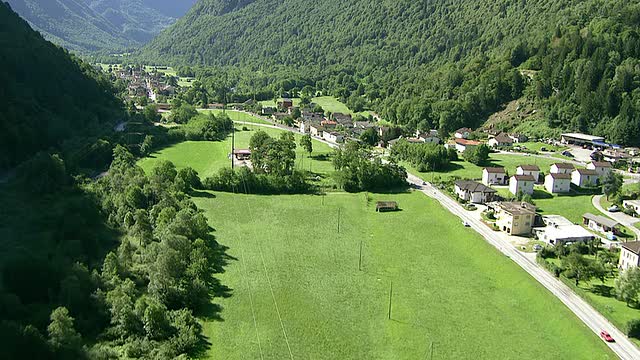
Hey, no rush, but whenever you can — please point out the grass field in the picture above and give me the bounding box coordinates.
[535,194,599,223]
[199,109,272,125]
[138,125,335,180]
[259,98,302,108]
[194,191,612,359]
[311,96,351,114]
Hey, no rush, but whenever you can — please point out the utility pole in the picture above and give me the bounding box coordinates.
[223,72,228,114]
[429,341,434,360]
[231,125,235,170]
[358,240,363,271]
[388,280,393,320]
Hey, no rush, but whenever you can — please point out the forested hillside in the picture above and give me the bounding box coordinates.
[0,3,223,358]
[142,0,640,145]
[4,0,197,52]
[0,2,123,170]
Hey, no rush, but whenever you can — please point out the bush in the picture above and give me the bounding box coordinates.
[203,167,310,194]
[625,319,640,339]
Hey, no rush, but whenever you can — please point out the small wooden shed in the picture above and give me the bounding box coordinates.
[376,201,398,212]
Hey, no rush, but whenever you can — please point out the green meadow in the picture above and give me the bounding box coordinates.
[193,191,612,359]
[138,125,335,180]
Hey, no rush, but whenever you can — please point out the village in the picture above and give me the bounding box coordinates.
[104,62,640,358]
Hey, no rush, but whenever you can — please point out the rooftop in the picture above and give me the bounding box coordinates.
[622,241,640,255]
[455,138,482,146]
[583,213,619,228]
[484,167,506,174]
[497,202,537,215]
[518,165,540,171]
[541,215,574,227]
[536,224,594,242]
[590,161,612,168]
[455,180,497,193]
[574,168,598,175]
[553,163,575,169]
[493,133,513,143]
[512,174,536,181]
[548,173,571,180]
[562,133,606,142]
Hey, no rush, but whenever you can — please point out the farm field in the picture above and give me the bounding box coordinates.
[194,191,612,359]
[138,125,335,179]
[199,109,272,124]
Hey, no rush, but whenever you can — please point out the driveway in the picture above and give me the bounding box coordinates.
[407,174,640,360]
[593,195,640,238]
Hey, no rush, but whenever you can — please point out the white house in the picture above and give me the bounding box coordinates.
[454,127,472,139]
[571,168,599,187]
[587,161,613,178]
[509,175,535,195]
[534,215,595,246]
[482,167,507,186]
[454,138,481,152]
[416,129,440,144]
[619,241,640,270]
[489,202,537,236]
[516,165,541,183]
[509,133,528,143]
[583,213,620,235]
[488,133,514,148]
[309,124,324,137]
[299,121,312,134]
[544,173,571,193]
[323,131,344,143]
[550,163,575,174]
[454,180,497,204]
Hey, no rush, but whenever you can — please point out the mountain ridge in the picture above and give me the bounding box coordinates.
[4,0,197,52]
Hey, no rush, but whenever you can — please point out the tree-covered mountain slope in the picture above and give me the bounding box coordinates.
[0,2,123,169]
[141,0,640,145]
[4,0,197,52]
[143,0,576,67]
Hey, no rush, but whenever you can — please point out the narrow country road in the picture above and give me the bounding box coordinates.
[407,174,640,360]
[232,120,339,149]
[593,195,640,238]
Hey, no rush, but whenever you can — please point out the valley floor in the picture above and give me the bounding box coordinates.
[194,191,612,359]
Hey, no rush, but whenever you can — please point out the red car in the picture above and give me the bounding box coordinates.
[600,330,615,342]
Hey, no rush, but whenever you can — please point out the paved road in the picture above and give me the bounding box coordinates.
[407,174,640,359]
[593,195,640,238]
[232,120,339,149]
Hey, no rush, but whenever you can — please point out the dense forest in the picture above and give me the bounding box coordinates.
[140,0,640,145]
[0,3,228,358]
[4,0,197,52]
[0,2,125,170]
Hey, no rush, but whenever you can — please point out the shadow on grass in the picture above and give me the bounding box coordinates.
[590,284,614,297]
[310,153,332,161]
[190,190,217,199]
[533,189,554,199]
